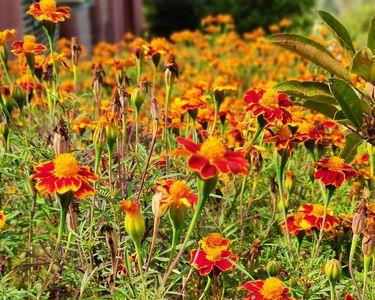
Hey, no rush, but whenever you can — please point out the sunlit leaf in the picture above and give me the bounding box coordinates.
[351,47,375,83]
[368,17,375,54]
[340,132,363,162]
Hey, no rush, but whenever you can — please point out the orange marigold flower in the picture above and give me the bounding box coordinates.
[176,137,249,179]
[190,233,237,277]
[30,153,98,200]
[299,203,340,231]
[244,88,292,124]
[11,35,47,56]
[27,0,71,23]
[0,210,6,230]
[242,277,295,300]
[0,29,16,46]
[313,156,357,187]
[283,212,314,236]
[156,179,197,214]
[264,125,308,156]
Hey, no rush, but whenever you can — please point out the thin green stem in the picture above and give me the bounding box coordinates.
[0,54,12,86]
[363,255,371,300]
[349,234,362,300]
[134,241,146,297]
[210,99,219,136]
[164,84,172,173]
[329,281,336,300]
[198,276,212,300]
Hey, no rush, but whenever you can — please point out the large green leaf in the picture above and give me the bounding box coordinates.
[318,10,355,55]
[340,132,363,162]
[301,100,338,119]
[274,80,331,97]
[267,33,350,80]
[368,17,375,54]
[351,47,375,83]
[329,79,363,127]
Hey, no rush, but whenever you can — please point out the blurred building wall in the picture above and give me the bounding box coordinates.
[0,0,143,52]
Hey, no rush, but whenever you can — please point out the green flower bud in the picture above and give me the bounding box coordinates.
[325,259,342,283]
[266,260,282,276]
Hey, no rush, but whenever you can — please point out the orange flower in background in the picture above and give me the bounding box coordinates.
[12,35,47,56]
[0,210,6,230]
[242,277,295,300]
[299,204,340,231]
[156,179,198,214]
[313,156,357,187]
[30,153,99,199]
[27,0,71,23]
[264,125,308,156]
[176,137,249,179]
[0,29,16,46]
[244,88,292,124]
[190,233,237,277]
[284,212,314,236]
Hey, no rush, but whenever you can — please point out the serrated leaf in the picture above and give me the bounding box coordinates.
[351,47,375,83]
[318,10,355,55]
[368,17,375,54]
[274,80,332,97]
[267,33,350,80]
[301,100,338,119]
[329,79,363,127]
[340,132,363,162]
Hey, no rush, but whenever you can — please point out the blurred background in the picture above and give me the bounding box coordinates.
[0,0,374,51]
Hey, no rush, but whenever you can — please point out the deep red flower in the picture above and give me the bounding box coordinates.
[299,203,340,231]
[244,88,292,124]
[176,137,248,179]
[313,156,357,187]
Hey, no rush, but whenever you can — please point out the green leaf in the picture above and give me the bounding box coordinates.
[351,47,375,83]
[340,132,363,162]
[267,33,350,80]
[274,80,332,97]
[329,79,363,127]
[301,100,338,119]
[368,17,375,54]
[318,10,355,55]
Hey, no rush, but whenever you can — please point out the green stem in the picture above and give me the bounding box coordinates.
[0,54,12,86]
[329,281,336,300]
[169,225,182,261]
[363,255,371,300]
[164,84,172,173]
[198,276,212,300]
[135,109,139,154]
[210,98,219,136]
[134,241,146,297]
[349,234,362,300]
[94,146,102,175]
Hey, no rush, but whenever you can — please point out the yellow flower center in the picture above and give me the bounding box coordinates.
[39,0,57,13]
[199,233,230,261]
[326,156,345,172]
[260,277,285,299]
[311,204,324,217]
[23,35,36,52]
[199,137,227,161]
[54,153,80,177]
[259,90,279,109]
[278,125,291,139]
[169,180,190,201]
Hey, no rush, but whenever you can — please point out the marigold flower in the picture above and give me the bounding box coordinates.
[299,204,340,231]
[176,137,249,179]
[11,35,47,56]
[0,210,6,230]
[242,277,295,300]
[27,0,71,23]
[156,179,197,215]
[190,233,237,277]
[30,153,99,200]
[120,199,145,244]
[0,29,16,46]
[244,88,292,124]
[313,156,357,187]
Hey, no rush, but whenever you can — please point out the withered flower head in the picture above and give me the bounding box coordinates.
[110,89,122,116]
[362,235,375,257]
[362,112,375,145]
[52,118,70,156]
[151,97,160,120]
[71,37,81,66]
[164,54,179,86]
[118,87,130,114]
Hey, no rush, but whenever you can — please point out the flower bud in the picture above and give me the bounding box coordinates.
[12,86,27,110]
[1,86,15,113]
[266,260,282,276]
[169,204,187,232]
[324,259,342,283]
[0,210,6,230]
[131,86,145,113]
[362,235,375,257]
[352,211,367,235]
[284,171,294,194]
[52,118,70,156]
[150,98,160,120]
[164,54,178,86]
[105,121,119,152]
[120,200,145,245]
[93,123,106,150]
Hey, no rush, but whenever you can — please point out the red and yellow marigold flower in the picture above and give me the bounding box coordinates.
[313,156,357,187]
[11,35,47,56]
[242,277,295,300]
[30,153,98,200]
[190,233,237,277]
[284,212,314,236]
[27,0,71,23]
[176,137,249,179]
[264,125,308,156]
[244,88,292,124]
[156,179,198,215]
[0,210,6,230]
[299,203,340,231]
